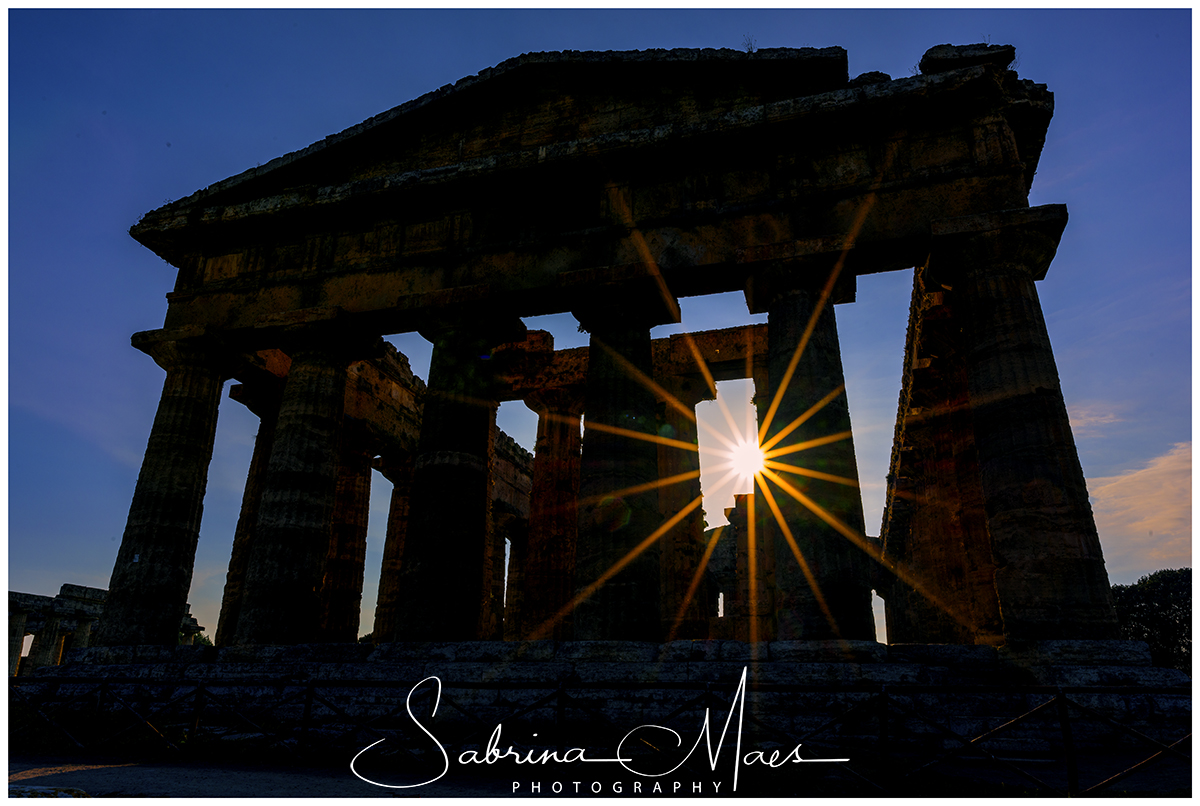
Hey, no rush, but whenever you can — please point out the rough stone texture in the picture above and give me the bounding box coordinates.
[393,319,518,641]
[11,586,198,676]
[97,44,1126,657]
[724,494,776,643]
[761,286,875,641]
[881,271,1004,644]
[95,340,224,647]
[213,385,279,647]
[919,43,1017,75]
[233,341,354,646]
[370,458,412,643]
[519,387,584,640]
[656,375,713,639]
[573,297,671,642]
[26,640,1189,777]
[316,431,372,642]
[130,49,1048,337]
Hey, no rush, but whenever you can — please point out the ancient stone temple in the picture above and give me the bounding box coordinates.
[98,42,1120,650]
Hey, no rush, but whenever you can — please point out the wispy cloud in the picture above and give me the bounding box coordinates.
[1068,403,1123,437]
[1088,442,1191,583]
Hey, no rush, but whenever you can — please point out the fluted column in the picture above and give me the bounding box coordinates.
[24,615,63,672]
[317,429,373,642]
[760,282,874,641]
[518,387,584,640]
[727,494,775,642]
[573,299,672,641]
[371,456,414,643]
[234,335,367,645]
[9,609,27,676]
[214,383,281,646]
[502,514,530,640]
[72,617,96,649]
[928,205,1119,640]
[393,318,522,640]
[657,376,715,639]
[96,338,225,646]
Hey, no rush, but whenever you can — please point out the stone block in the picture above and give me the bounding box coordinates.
[215,645,292,664]
[750,662,865,686]
[769,640,886,663]
[60,646,134,665]
[132,646,182,664]
[886,643,1000,667]
[480,661,574,683]
[574,661,692,685]
[420,661,494,683]
[367,641,459,662]
[1000,640,1153,667]
[718,641,755,662]
[686,660,762,684]
[657,639,721,662]
[919,43,1016,75]
[858,663,926,685]
[172,644,218,663]
[555,641,659,663]
[453,640,557,663]
[1041,665,1191,689]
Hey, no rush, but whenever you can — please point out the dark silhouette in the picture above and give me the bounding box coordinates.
[1111,568,1191,674]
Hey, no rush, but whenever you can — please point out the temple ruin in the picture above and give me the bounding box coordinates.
[96,42,1120,650]
[9,585,203,676]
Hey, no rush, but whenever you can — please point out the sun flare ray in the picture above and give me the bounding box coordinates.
[755,474,841,636]
[759,465,972,629]
[759,384,847,454]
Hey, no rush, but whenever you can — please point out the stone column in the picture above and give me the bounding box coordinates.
[727,494,775,643]
[317,429,373,643]
[214,383,281,647]
[657,376,715,639]
[928,205,1119,640]
[760,281,875,641]
[24,615,63,672]
[96,338,225,647]
[71,617,97,649]
[9,609,27,676]
[518,387,584,640]
[573,298,673,641]
[371,456,414,643]
[502,514,530,640]
[393,319,522,640]
[234,334,368,645]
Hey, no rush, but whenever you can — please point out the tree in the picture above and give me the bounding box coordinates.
[1110,568,1190,675]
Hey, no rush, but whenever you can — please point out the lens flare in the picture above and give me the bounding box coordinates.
[729,438,765,485]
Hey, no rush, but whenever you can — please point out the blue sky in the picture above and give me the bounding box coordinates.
[9,9,1191,641]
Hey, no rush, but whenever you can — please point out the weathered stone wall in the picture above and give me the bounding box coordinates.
[96,42,1124,653]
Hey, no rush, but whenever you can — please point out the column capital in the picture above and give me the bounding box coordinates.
[132,331,230,376]
[278,325,384,366]
[417,313,526,350]
[744,258,857,314]
[572,280,680,334]
[928,204,1068,285]
[524,385,586,417]
[658,374,717,409]
[228,381,284,419]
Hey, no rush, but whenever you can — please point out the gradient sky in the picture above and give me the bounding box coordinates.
[8,9,1191,642]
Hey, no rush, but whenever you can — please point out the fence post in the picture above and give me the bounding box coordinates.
[555,679,566,755]
[1056,690,1079,796]
[189,682,205,744]
[878,687,889,762]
